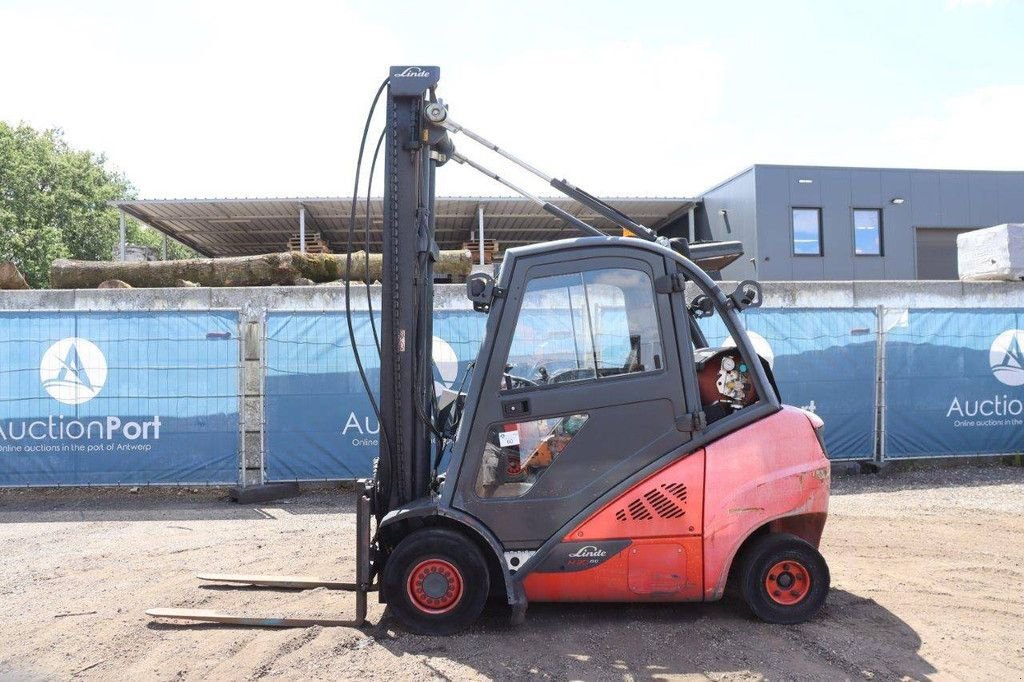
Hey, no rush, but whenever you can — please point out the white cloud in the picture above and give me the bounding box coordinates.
[0,1,400,198]
[868,85,1024,170]
[0,3,726,199]
[945,0,1006,9]
[1,3,1019,203]
[436,42,727,198]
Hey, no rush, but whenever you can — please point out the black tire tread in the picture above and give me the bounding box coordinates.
[738,532,830,624]
[382,527,490,635]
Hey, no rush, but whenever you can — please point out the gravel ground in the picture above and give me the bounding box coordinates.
[1,463,1022,681]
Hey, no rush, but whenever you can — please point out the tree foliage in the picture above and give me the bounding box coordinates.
[0,122,192,287]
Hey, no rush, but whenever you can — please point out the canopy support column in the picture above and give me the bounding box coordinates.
[477,205,485,265]
[119,211,126,261]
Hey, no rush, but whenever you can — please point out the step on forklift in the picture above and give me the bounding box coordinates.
[149,66,831,634]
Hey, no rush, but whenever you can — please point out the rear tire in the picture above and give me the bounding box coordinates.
[739,533,829,624]
[383,528,489,635]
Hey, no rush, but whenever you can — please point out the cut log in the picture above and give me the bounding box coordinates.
[0,261,30,290]
[49,250,472,289]
[97,279,132,289]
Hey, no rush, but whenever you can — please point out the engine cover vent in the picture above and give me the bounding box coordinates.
[616,483,687,521]
[568,450,705,541]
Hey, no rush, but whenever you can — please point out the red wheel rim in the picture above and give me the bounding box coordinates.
[764,560,812,606]
[407,559,464,614]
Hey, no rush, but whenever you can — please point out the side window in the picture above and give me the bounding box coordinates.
[502,268,663,391]
[476,414,589,498]
[693,301,770,424]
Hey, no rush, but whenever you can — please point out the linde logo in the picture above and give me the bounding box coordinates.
[946,329,1024,427]
[394,67,431,78]
[990,330,1024,387]
[567,545,607,559]
[40,338,107,405]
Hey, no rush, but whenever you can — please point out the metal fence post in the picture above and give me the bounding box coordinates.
[259,310,267,485]
[238,313,247,487]
[874,304,887,463]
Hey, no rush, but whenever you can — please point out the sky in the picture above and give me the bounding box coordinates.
[1,0,1023,200]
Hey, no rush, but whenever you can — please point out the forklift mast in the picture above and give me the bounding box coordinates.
[378,65,447,514]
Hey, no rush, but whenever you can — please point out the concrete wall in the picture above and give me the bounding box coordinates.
[701,165,1024,281]
[7,279,1018,314]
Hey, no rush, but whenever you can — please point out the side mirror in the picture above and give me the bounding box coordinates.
[688,294,715,319]
[466,272,497,312]
[728,280,763,310]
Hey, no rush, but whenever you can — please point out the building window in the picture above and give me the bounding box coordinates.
[853,208,883,256]
[792,208,822,256]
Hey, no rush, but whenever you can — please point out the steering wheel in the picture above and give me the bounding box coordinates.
[550,367,597,384]
[505,374,538,390]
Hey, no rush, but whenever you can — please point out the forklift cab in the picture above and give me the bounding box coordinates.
[445,236,778,547]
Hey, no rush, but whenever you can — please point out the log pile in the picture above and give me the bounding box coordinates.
[0,261,30,290]
[49,250,473,289]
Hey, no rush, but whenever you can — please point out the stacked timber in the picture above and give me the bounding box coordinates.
[462,239,500,264]
[288,232,332,254]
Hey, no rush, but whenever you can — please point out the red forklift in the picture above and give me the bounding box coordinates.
[150,66,831,634]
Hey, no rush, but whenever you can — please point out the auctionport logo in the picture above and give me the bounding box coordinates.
[990,330,1024,387]
[342,336,460,446]
[946,329,1024,426]
[40,338,107,405]
[0,336,160,451]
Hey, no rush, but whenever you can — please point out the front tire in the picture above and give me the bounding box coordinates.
[739,533,830,624]
[382,528,489,635]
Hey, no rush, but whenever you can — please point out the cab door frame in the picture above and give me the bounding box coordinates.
[445,242,698,546]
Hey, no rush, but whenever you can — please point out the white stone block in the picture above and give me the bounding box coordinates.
[958,223,1024,281]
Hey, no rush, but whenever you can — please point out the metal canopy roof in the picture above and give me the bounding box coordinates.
[115,196,697,258]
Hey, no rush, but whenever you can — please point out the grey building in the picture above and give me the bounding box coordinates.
[670,165,1024,281]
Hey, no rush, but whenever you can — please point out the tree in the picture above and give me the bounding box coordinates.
[127,219,196,261]
[0,122,193,287]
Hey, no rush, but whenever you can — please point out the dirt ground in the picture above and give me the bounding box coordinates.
[1,464,1022,682]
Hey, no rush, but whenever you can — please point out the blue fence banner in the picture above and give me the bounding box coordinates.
[8,302,1024,486]
[884,309,1024,459]
[699,308,878,460]
[264,311,485,481]
[0,311,240,486]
